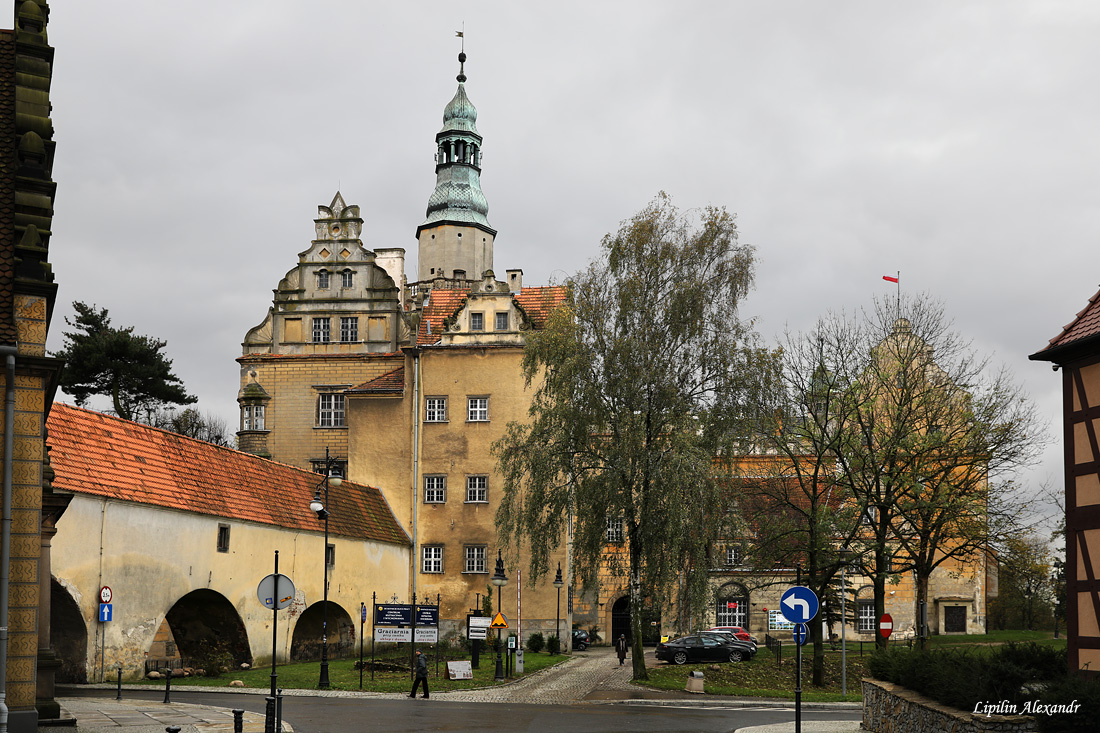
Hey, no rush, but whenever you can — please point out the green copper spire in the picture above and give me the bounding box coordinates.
[418,51,495,236]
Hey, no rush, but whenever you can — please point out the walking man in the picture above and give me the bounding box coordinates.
[409,650,429,698]
[615,634,628,666]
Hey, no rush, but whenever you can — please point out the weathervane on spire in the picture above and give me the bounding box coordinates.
[456,24,467,83]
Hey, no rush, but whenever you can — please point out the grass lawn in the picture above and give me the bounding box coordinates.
[636,631,1066,701]
[640,650,868,702]
[133,650,568,693]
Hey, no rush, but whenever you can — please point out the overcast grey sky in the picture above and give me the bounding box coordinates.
[41,1,1100,524]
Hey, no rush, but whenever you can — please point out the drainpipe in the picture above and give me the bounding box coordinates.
[0,345,20,733]
[409,348,421,603]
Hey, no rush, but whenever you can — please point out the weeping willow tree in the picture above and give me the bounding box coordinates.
[493,194,779,679]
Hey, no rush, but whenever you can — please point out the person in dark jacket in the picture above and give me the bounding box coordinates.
[615,634,628,666]
[409,650,429,698]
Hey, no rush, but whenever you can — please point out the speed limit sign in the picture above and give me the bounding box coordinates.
[99,586,112,604]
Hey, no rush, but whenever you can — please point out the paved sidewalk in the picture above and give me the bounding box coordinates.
[51,698,287,732]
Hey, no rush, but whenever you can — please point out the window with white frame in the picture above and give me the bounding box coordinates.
[425,397,447,422]
[470,312,484,331]
[495,312,508,331]
[466,476,487,503]
[424,475,446,503]
[341,269,354,288]
[716,594,747,627]
[464,546,487,573]
[241,404,265,431]
[467,397,489,422]
[422,546,443,573]
[725,545,743,567]
[857,601,875,632]
[312,317,331,343]
[317,393,345,427]
[606,517,624,543]
[340,316,358,342]
[316,269,330,289]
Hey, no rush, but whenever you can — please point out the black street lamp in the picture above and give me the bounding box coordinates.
[491,550,508,681]
[553,562,564,653]
[309,447,342,689]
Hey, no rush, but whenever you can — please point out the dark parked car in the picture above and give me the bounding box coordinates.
[572,629,590,651]
[655,634,757,664]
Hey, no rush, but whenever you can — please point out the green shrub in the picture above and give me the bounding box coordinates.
[547,635,560,655]
[526,632,545,653]
[868,643,1069,711]
[1032,674,1100,733]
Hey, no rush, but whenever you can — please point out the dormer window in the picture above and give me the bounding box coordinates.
[317,270,330,289]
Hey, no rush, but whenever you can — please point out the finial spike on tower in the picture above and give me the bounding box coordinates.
[456,26,467,83]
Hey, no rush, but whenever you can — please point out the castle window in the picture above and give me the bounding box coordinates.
[858,601,875,632]
[312,317,331,343]
[326,543,336,568]
[467,397,489,422]
[422,546,443,573]
[464,546,487,573]
[495,312,509,331]
[317,393,345,427]
[341,269,354,288]
[241,404,265,431]
[317,269,330,289]
[606,517,624,543]
[424,475,446,503]
[217,524,230,553]
[340,317,358,343]
[425,397,447,422]
[725,545,743,567]
[466,476,487,503]
[470,313,484,331]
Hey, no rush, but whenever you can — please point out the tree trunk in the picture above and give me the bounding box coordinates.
[915,571,930,650]
[874,559,887,650]
[628,537,648,681]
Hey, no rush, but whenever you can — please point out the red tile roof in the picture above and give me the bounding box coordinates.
[1032,286,1100,360]
[416,285,568,345]
[514,286,568,328]
[417,289,470,345]
[46,403,409,546]
[350,366,405,394]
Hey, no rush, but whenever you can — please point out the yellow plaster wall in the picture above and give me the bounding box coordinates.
[52,495,409,679]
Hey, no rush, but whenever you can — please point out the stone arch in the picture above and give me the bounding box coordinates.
[50,578,87,683]
[715,581,750,629]
[162,589,251,669]
[290,602,355,660]
[607,595,661,646]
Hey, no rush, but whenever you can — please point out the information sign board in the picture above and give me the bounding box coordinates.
[374,604,412,626]
[447,661,473,680]
[375,627,412,643]
[415,605,439,626]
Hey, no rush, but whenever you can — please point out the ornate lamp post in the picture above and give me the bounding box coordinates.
[309,448,342,689]
[553,562,564,653]
[491,550,508,681]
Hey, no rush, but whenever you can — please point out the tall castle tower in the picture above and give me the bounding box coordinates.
[415,51,496,284]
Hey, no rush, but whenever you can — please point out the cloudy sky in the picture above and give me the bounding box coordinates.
[40,1,1099,526]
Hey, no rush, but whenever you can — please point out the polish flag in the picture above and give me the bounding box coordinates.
[882,275,899,283]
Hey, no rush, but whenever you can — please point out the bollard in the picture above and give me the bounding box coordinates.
[264,696,276,733]
[163,667,171,704]
[116,667,122,701]
[276,688,284,733]
[232,709,244,733]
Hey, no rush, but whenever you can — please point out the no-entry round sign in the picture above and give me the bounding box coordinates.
[879,613,894,638]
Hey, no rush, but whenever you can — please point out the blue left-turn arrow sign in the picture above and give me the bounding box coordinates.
[99,603,113,622]
[780,586,819,624]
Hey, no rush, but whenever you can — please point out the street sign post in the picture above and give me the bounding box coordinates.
[256,574,295,610]
[792,623,808,646]
[99,586,112,604]
[782,582,819,733]
[99,603,112,622]
[879,613,894,639]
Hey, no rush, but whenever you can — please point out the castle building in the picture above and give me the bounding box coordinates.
[0,2,68,728]
[238,52,571,641]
